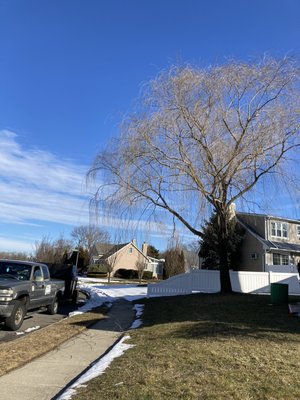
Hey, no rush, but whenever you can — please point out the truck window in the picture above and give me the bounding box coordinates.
[41,265,50,280]
[33,266,43,280]
[0,262,31,280]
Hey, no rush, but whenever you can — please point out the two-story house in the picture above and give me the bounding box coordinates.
[236,212,300,273]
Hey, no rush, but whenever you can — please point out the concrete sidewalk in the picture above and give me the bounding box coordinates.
[0,300,135,400]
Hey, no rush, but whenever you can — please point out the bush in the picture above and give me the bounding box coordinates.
[87,264,108,274]
[115,269,138,279]
[114,269,153,280]
[142,271,153,280]
[87,273,108,278]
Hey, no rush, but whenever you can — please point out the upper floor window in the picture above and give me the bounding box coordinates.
[297,225,300,237]
[128,247,133,254]
[271,221,288,238]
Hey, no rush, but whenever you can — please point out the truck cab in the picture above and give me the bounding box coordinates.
[0,260,65,330]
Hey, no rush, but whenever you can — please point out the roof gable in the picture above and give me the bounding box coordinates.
[96,241,150,262]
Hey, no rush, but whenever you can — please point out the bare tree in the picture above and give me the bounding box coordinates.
[71,225,110,261]
[0,251,30,261]
[136,259,147,283]
[89,57,300,292]
[96,234,125,283]
[103,247,121,284]
[33,235,72,263]
[163,246,185,278]
[182,241,200,271]
[33,236,54,262]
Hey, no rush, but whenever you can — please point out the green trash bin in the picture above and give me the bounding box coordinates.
[270,283,288,304]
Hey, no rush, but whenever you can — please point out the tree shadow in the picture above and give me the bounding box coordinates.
[140,293,300,342]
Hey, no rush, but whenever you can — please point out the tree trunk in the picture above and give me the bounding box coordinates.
[217,206,233,293]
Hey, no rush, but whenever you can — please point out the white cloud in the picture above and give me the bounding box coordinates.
[0,130,95,252]
[0,130,175,253]
[0,236,33,253]
[0,130,91,227]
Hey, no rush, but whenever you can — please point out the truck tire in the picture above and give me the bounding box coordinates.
[47,296,58,315]
[5,300,26,331]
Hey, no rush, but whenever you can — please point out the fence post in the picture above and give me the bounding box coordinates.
[189,273,193,294]
[268,271,272,293]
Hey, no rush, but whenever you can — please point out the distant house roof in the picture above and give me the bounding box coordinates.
[94,240,152,264]
[99,243,129,260]
[94,243,115,255]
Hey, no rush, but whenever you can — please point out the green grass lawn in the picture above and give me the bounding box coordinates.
[73,293,300,400]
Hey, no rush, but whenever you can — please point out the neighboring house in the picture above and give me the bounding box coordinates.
[90,239,164,278]
[236,212,300,273]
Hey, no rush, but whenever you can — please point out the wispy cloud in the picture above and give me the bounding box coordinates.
[0,131,187,253]
[0,130,91,227]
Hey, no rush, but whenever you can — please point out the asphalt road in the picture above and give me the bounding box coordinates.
[0,296,87,343]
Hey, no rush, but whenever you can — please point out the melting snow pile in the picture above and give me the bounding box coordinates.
[130,304,144,329]
[69,279,147,317]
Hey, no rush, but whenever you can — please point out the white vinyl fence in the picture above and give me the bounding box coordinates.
[265,264,298,274]
[147,269,300,297]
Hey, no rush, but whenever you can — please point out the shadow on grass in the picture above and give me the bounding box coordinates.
[139,293,300,342]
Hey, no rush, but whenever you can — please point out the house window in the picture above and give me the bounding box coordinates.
[273,253,289,265]
[249,253,258,260]
[297,225,300,237]
[128,247,133,254]
[271,221,288,238]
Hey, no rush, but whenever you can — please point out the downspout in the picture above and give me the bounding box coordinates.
[263,249,266,272]
[264,217,269,272]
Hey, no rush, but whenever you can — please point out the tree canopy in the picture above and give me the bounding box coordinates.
[89,57,300,292]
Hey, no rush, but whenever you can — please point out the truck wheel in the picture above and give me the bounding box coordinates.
[47,296,58,315]
[5,300,26,331]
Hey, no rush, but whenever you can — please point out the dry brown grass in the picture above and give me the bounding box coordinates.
[72,293,300,400]
[0,307,107,377]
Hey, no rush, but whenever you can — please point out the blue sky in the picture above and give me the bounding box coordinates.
[0,0,300,253]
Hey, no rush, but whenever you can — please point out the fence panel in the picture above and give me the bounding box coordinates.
[147,269,300,297]
[269,272,300,295]
[147,272,192,297]
[190,270,220,292]
[147,270,220,297]
[230,271,270,294]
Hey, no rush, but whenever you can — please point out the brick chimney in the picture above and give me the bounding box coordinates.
[142,242,148,256]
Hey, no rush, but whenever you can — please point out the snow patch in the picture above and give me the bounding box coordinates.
[68,280,147,317]
[16,326,40,335]
[130,304,144,329]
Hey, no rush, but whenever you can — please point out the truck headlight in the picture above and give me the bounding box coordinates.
[0,296,13,301]
[0,289,13,300]
[0,289,13,295]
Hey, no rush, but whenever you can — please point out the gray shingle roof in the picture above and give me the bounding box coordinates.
[269,241,300,253]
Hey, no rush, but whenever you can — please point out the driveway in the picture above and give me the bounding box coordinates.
[0,296,86,343]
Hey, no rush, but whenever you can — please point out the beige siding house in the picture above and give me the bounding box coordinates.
[237,212,300,272]
[91,240,163,278]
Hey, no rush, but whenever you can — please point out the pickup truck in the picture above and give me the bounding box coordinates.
[0,260,65,331]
